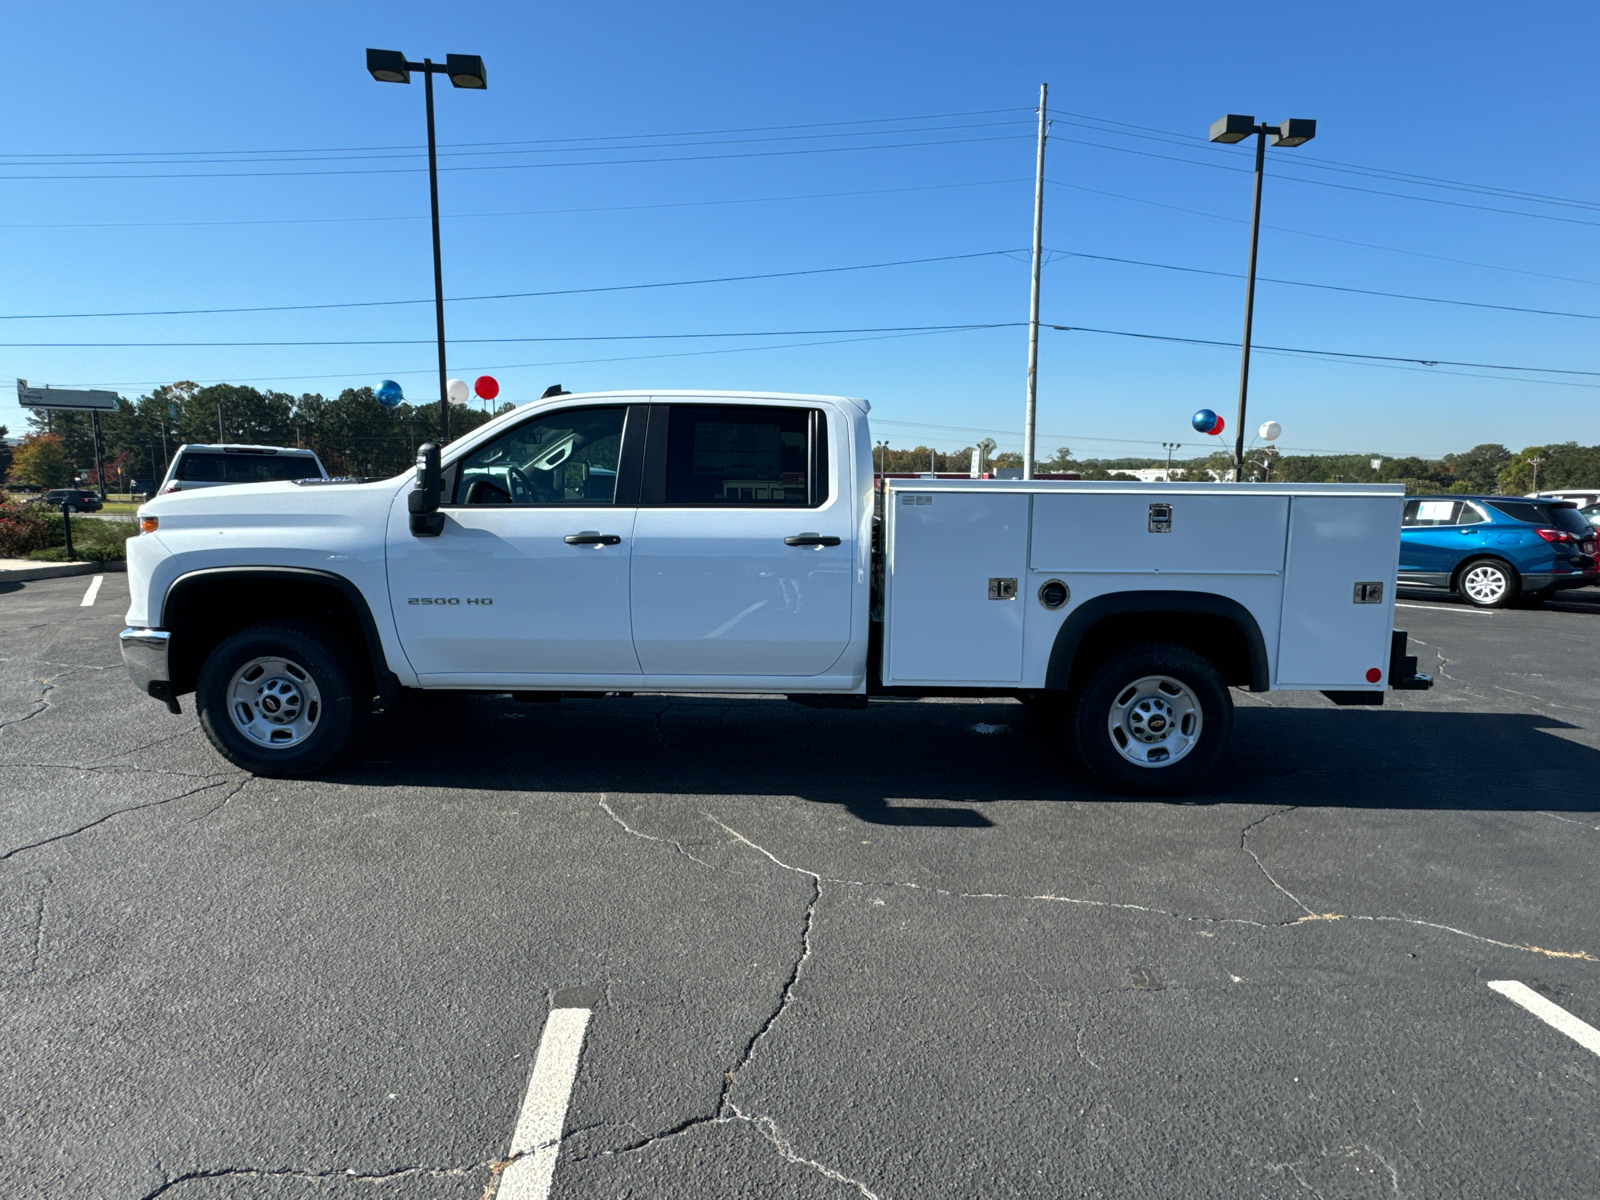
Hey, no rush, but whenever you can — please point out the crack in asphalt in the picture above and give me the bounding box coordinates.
[1240,806,1316,917]
[27,873,49,975]
[598,797,713,867]
[580,813,874,1197]
[138,1158,498,1198]
[0,778,242,864]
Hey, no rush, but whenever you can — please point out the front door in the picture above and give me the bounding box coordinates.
[387,404,643,681]
[629,402,854,678]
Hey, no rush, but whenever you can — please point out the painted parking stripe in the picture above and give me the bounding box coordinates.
[79,575,104,607]
[1395,602,1492,615]
[1488,980,1600,1058]
[498,992,596,1200]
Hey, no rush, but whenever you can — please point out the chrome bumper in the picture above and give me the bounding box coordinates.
[120,628,179,713]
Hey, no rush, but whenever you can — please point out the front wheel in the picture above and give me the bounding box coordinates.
[1072,643,1233,795]
[1458,558,1518,608]
[196,621,364,777]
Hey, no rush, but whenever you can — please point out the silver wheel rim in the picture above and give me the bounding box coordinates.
[1107,674,1202,768]
[226,655,322,750]
[1462,564,1508,604]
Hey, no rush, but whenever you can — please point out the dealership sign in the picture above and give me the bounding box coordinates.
[17,379,120,411]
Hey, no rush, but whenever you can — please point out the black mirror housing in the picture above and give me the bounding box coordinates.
[410,443,445,537]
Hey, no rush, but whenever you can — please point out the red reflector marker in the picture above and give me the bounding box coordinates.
[1366,668,1383,683]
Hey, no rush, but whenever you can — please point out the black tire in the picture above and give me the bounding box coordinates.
[1072,643,1233,796]
[196,621,365,777]
[1456,557,1518,608]
[64,504,78,514]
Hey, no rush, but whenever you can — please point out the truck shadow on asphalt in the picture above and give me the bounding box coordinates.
[336,693,1600,825]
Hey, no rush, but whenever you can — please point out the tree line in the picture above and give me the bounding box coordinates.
[8,382,507,488]
[877,441,1600,493]
[6,381,1599,495]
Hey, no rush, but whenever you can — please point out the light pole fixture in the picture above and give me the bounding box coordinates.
[367,48,488,443]
[1208,114,1317,475]
[1162,441,1182,482]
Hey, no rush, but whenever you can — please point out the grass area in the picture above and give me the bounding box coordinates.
[99,501,141,514]
[25,515,139,562]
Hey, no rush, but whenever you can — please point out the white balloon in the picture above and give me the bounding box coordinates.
[1258,420,1282,441]
[446,378,470,405]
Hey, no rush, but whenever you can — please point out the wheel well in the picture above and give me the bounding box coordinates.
[1451,555,1515,593]
[164,573,379,699]
[1062,613,1256,696]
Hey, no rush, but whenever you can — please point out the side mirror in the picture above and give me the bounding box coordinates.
[409,442,445,537]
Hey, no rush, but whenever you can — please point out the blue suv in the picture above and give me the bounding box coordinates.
[1400,496,1598,607]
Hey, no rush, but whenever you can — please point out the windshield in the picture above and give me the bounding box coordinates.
[175,452,322,484]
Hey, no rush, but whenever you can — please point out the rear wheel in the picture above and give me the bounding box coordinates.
[196,621,364,777]
[1072,643,1233,795]
[1458,558,1517,608]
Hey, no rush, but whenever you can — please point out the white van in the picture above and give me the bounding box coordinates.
[158,444,328,494]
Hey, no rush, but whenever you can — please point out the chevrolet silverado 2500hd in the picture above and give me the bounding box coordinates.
[120,390,1430,793]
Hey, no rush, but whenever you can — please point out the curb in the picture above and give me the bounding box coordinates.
[0,560,128,583]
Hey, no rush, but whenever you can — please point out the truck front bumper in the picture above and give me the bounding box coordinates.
[120,628,180,713]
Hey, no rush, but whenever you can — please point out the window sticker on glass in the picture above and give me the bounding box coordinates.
[1416,501,1456,523]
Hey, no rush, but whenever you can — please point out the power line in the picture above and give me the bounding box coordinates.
[0,132,1032,182]
[7,242,1593,326]
[1050,324,1600,378]
[0,177,1033,232]
[1049,134,1600,229]
[0,118,1035,169]
[1048,110,1600,213]
[0,107,1031,159]
[1052,249,1600,321]
[0,250,1024,321]
[1046,179,1600,288]
[0,322,1023,348]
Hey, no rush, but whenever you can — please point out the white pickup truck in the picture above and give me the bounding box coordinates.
[121,390,1430,793]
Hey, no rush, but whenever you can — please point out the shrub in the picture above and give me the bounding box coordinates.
[0,496,54,557]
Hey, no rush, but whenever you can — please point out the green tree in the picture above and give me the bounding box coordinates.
[11,433,73,487]
[1442,443,1510,492]
[0,425,11,482]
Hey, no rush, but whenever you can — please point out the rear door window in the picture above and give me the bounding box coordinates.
[175,452,322,483]
[1403,499,1461,527]
[1488,500,1590,532]
[659,405,826,506]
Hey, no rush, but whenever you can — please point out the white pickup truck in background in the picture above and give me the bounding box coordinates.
[120,390,1431,793]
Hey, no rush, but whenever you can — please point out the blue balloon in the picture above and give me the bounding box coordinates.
[376,379,404,408]
[1191,408,1219,434]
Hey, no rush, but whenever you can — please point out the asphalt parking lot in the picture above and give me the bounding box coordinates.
[3,575,1598,1199]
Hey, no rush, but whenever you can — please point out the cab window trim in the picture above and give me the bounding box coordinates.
[440,402,644,508]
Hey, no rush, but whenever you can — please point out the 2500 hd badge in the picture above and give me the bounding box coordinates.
[407,597,494,605]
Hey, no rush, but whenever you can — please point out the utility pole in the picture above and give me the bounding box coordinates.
[217,402,225,443]
[930,447,936,474]
[89,410,107,502]
[1529,455,1544,494]
[1022,82,1048,480]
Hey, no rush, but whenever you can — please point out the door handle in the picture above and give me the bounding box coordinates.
[784,533,841,547]
[564,531,622,545]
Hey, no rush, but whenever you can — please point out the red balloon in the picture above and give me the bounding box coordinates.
[474,374,500,400]
[1210,416,1225,436]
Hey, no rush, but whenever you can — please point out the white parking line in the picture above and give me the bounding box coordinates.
[1488,980,1600,1058]
[79,575,104,607]
[1396,602,1492,615]
[498,997,595,1200]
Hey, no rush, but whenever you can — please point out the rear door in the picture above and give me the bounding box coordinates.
[628,402,853,677]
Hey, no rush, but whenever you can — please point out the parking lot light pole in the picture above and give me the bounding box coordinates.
[1162,441,1181,482]
[1208,114,1317,476]
[367,48,488,444]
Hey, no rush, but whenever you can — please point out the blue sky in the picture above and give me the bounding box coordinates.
[2,0,1596,460]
